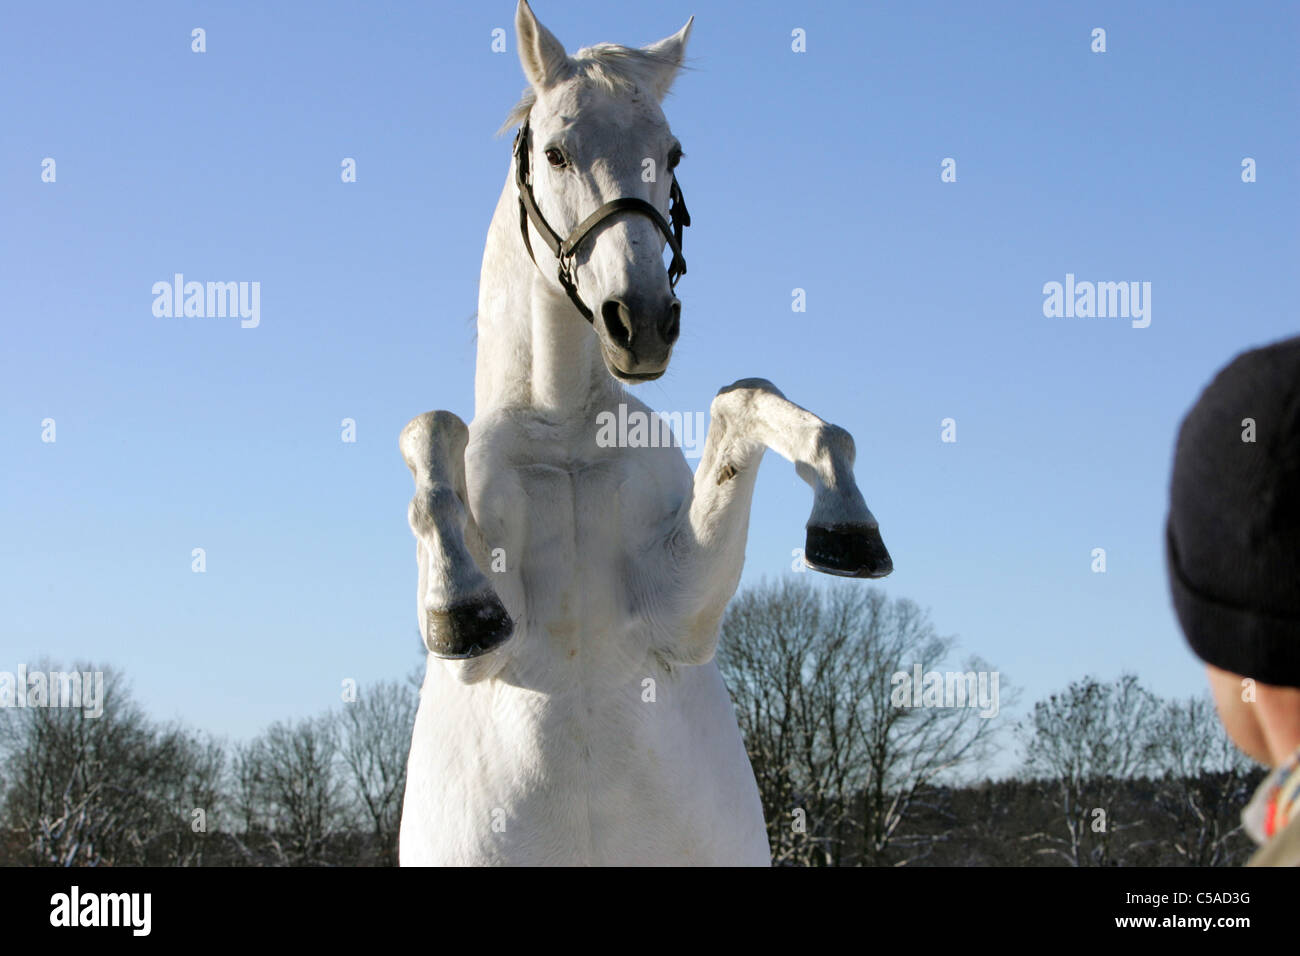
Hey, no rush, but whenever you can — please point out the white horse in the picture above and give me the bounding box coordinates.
[399,0,892,866]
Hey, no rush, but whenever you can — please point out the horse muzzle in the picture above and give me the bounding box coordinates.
[597,292,680,383]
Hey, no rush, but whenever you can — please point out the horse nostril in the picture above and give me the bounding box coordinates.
[600,299,634,351]
[661,300,681,346]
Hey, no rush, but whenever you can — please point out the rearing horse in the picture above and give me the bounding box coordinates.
[399,1,892,866]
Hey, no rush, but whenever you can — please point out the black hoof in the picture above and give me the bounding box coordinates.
[804,526,893,579]
[426,596,514,659]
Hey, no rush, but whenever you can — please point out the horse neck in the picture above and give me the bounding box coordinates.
[473,164,618,422]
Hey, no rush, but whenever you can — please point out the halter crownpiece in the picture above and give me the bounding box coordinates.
[513,118,690,323]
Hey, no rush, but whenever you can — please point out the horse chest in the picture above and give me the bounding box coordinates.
[473,451,674,676]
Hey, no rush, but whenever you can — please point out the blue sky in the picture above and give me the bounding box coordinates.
[2,0,1296,760]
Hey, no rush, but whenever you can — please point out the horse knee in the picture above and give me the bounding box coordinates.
[400,410,470,482]
[717,377,782,399]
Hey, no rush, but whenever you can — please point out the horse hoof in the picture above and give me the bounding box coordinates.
[804,525,893,579]
[425,595,514,659]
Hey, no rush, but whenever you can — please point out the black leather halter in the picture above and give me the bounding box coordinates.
[512,118,690,323]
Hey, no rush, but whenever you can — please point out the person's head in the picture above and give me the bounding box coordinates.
[1167,335,1300,767]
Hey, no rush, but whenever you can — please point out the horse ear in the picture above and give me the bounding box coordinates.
[515,0,570,91]
[642,16,693,101]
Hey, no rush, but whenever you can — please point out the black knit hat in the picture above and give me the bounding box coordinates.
[1166,335,1300,687]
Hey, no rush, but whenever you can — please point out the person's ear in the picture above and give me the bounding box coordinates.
[1206,664,1272,764]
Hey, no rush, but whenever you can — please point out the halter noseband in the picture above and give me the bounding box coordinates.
[512,118,690,323]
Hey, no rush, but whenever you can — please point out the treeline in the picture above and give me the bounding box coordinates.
[893,771,1262,866]
[0,580,1264,866]
[716,580,1262,867]
[0,667,417,867]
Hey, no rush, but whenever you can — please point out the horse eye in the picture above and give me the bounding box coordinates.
[667,147,683,171]
[544,148,566,168]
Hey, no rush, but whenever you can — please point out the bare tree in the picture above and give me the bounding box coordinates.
[1151,695,1259,866]
[853,595,1002,865]
[1018,674,1160,866]
[233,716,350,865]
[0,662,222,866]
[337,679,418,865]
[717,579,1002,866]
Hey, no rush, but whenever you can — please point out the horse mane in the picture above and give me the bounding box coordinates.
[497,43,690,136]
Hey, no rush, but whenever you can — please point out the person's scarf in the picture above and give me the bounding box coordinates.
[1264,747,1300,839]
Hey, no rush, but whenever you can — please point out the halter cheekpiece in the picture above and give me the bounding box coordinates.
[512,118,690,323]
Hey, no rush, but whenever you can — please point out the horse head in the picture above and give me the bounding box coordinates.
[511,0,693,383]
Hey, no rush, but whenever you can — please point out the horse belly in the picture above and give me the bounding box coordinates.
[400,655,770,866]
[585,662,771,865]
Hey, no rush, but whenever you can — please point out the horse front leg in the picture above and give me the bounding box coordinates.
[400,410,514,683]
[660,378,892,665]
